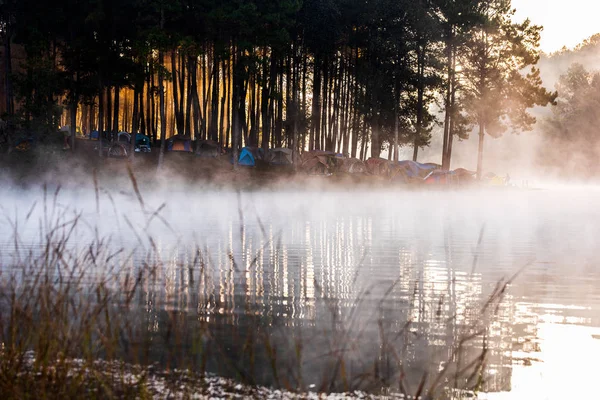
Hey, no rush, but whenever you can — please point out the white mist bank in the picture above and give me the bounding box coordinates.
[2,186,600,272]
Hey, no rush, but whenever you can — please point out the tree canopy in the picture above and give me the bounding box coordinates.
[0,0,554,172]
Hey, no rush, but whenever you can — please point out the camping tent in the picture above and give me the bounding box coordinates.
[108,143,128,158]
[135,134,151,152]
[168,135,193,152]
[301,151,340,175]
[397,160,439,179]
[424,170,454,185]
[117,132,131,143]
[453,168,476,185]
[338,158,367,174]
[301,155,329,174]
[238,147,263,166]
[423,168,476,185]
[366,158,392,177]
[113,132,151,153]
[197,140,221,157]
[266,148,293,166]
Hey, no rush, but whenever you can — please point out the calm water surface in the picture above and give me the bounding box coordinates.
[1,187,600,398]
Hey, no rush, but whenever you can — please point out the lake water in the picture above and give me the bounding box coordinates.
[1,186,600,399]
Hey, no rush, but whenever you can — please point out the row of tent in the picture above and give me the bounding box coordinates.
[238,147,293,166]
[235,148,479,185]
[89,133,485,186]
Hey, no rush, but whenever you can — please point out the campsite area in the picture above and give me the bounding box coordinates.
[0,133,511,191]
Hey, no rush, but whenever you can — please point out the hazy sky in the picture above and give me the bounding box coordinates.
[512,0,600,53]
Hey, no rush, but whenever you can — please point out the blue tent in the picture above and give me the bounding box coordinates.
[239,147,256,166]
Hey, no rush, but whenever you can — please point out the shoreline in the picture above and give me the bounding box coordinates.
[11,352,411,400]
[0,143,522,193]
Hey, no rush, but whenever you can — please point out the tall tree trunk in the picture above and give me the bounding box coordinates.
[342,58,352,156]
[123,90,129,131]
[413,45,425,162]
[301,50,307,152]
[232,44,241,167]
[88,103,94,136]
[249,74,257,146]
[285,51,292,148]
[171,51,181,136]
[477,121,484,180]
[178,51,186,133]
[190,57,202,143]
[225,54,231,149]
[275,58,283,148]
[311,54,321,150]
[360,120,367,161]
[113,85,120,133]
[147,63,155,142]
[210,47,219,142]
[442,44,451,168]
[254,69,261,148]
[153,78,158,142]
[97,85,104,157]
[268,51,277,149]
[138,86,145,135]
[185,56,193,136]
[332,57,342,152]
[70,101,77,151]
[394,102,399,162]
[219,58,227,146]
[168,84,175,137]
[446,44,457,170]
[157,9,166,169]
[371,114,380,159]
[4,23,14,116]
[261,48,271,152]
[140,92,146,134]
[442,26,454,170]
[240,65,249,146]
[132,82,140,133]
[81,102,88,137]
[291,41,299,164]
[320,58,328,151]
[131,84,140,158]
[158,51,167,168]
[106,87,112,137]
[350,98,359,159]
[201,51,208,140]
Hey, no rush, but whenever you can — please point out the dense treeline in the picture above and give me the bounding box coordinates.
[0,0,555,173]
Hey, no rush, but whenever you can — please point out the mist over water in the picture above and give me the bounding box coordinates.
[1,184,600,398]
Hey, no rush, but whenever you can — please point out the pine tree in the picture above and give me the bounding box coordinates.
[461,0,556,178]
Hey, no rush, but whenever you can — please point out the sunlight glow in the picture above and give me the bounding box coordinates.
[512,0,600,53]
[483,323,600,400]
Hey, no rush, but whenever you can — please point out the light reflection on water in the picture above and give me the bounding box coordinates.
[1,188,600,397]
